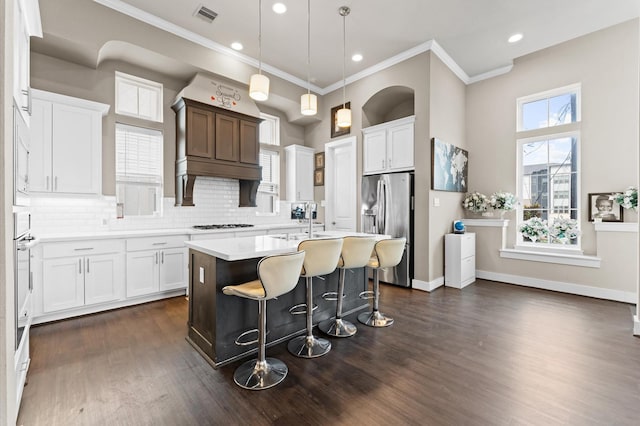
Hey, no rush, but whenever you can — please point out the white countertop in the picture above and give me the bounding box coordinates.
[35,222,324,243]
[185,231,388,261]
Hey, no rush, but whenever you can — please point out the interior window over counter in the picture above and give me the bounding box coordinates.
[257,113,281,214]
[115,71,163,122]
[116,123,164,216]
[516,84,581,250]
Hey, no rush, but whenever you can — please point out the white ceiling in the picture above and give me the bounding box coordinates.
[36,0,640,91]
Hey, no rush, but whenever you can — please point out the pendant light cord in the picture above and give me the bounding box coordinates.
[342,9,346,108]
[258,0,262,75]
[307,0,311,95]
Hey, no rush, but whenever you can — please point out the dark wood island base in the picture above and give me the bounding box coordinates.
[187,249,369,368]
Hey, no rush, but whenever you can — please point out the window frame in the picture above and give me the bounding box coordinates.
[516,83,581,132]
[256,113,281,215]
[115,71,164,123]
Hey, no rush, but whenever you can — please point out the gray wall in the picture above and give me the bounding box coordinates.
[465,19,639,294]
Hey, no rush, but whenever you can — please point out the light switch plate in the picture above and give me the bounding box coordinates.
[199,267,205,284]
[433,197,440,207]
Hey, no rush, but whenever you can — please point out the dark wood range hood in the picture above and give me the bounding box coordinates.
[172,75,262,207]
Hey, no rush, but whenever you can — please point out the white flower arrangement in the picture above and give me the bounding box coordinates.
[610,186,638,212]
[462,191,489,213]
[549,218,580,244]
[519,217,548,242]
[489,191,517,211]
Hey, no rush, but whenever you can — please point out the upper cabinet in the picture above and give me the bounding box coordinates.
[13,0,42,126]
[172,98,262,207]
[362,115,415,175]
[285,145,314,202]
[29,90,110,195]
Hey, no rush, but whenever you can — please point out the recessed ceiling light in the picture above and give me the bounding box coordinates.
[272,3,287,14]
[508,33,523,43]
[231,42,243,51]
[351,53,363,62]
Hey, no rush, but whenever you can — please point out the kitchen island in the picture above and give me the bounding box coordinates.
[185,231,383,367]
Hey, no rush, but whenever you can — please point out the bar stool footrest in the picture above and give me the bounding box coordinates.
[288,303,318,316]
[321,291,346,301]
[358,290,374,300]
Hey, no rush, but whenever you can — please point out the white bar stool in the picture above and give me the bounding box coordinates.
[319,236,377,337]
[287,238,343,358]
[358,237,406,328]
[222,250,305,390]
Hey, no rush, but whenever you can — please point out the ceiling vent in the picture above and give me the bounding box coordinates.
[194,5,217,23]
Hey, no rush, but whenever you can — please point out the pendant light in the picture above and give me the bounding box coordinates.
[300,0,317,115]
[250,0,269,101]
[336,6,351,128]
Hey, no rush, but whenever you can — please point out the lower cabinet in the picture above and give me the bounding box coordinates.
[126,235,188,297]
[41,240,125,313]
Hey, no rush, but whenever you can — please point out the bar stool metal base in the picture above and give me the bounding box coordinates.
[318,318,357,337]
[358,310,394,328]
[287,335,332,358]
[233,357,288,390]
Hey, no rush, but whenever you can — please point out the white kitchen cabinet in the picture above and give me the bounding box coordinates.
[30,90,109,194]
[13,0,42,126]
[362,115,415,175]
[285,144,315,201]
[126,235,188,297]
[444,233,476,289]
[41,239,125,313]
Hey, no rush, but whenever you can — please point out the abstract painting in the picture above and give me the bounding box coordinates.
[431,137,468,192]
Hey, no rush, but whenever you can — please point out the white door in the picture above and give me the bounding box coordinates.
[325,136,357,231]
[43,257,85,313]
[126,250,160,297]
[159,248,187,291]
[85,253,124,305]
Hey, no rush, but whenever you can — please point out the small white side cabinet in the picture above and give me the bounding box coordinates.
[30,89,109,194]
[13,0,42,126]
[362,115,415,175]
[444,233,476,289]
[126,235,188,298]
[285,144,315,202]
[41,239,125,313]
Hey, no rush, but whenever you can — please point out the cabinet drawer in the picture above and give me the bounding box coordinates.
[127,235,188,252]
[43,239,124,259]
[460,256,476,281]
[460,234,475,259]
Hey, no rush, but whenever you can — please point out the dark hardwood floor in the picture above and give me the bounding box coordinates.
[18,280,640,425]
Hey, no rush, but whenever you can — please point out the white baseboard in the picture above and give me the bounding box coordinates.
[477,270,636,304]
[634,315,640,336]
[412,277,444,292]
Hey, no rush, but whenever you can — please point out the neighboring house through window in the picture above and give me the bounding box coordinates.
[257,113,281,214]
[516,84,581,248]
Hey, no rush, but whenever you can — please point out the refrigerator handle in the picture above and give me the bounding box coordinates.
[374,179,381,234]
[379,180,386,234]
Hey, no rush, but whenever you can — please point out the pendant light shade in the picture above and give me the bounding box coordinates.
[301,93,318,116]
[336,107,351,128]
[338,6,351,128]
[249,0,269,101]
[300,0,317,116]
[250,74,270,101]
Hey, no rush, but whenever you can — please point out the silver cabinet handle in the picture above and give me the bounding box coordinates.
[388,159,392,168]
[382,159,385,169]
[86,258,90,273]
[74,247,94,251]
[54,176,58,191]
[46,176,50,191]
[152,242,167,246]
[155,252,158,264]
[161,251,164,264]
[78,258,82,274]
[21,87,31,115]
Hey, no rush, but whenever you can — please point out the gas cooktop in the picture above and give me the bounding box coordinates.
[192,224,255,230]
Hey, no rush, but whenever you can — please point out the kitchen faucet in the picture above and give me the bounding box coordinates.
[305,201,316,238]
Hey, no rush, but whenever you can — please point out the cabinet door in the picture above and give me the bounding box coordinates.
[215,113,239,162]
[159,248,187,291]
[29,99,53,192]
[85,253,124,305]
[52,103,101,194]
[43,257,84,313]
[126,250,160,297]
[295,149,314,201]
[363,130,387,174]
[13,0,30,124]
[186,105,214,158]
[387,123,414,171]
[239,120,259,164]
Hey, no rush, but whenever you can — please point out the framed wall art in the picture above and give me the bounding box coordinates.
[431,137,468,192]
[314,169,324,186]
[588,192,623,222]
[330,102,351,138]
[314,152,325,169]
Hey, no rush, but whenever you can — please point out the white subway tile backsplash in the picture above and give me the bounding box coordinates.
[30,176,296,235]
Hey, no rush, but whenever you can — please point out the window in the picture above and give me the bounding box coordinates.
[517,84,581,249]
[115,71,163,122]
[257,113,281,214]
[116,123,163,216]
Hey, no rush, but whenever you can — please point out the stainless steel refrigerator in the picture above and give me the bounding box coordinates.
[361,172,414,287]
